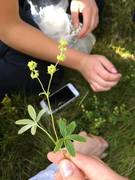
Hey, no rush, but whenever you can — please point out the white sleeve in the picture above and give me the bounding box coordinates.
[29,163,58,180]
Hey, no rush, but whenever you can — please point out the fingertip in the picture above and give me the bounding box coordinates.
[59,159,84,180]
[59,159,74,178]
[78,31,86,38]
[55,171,63,180]
[47,151,64,163]
[79,131,87,136]
[110,67,118,74]
[47,151,54,162]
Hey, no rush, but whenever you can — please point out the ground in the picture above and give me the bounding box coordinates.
[0,0,135,179]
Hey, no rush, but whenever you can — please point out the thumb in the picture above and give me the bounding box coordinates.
[59,159,85,180]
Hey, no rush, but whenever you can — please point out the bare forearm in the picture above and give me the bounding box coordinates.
[0,20,85,71]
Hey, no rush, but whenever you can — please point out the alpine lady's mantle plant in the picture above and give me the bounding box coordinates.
[15,39,86,157]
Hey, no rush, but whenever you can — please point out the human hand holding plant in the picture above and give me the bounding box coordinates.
[48,152,128,180]
[15,39,86,157]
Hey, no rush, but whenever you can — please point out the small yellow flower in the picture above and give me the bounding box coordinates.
[48,64,56,75]
[28,61,37,71]
[58,46,67,52]
[59,39,68,47]
[57,54,66,62]
[31,70,39,79]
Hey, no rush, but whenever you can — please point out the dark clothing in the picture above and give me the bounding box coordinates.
[0,0,64,100]
[0,0,104,101]
[133,12,135,22]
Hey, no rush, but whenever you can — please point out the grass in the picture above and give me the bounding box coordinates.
[0,0,135,179]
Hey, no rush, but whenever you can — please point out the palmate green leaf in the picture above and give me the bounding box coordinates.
[64,139,75,157]
[67,134,86,142]
[54,138,64,152]
[28,105,36,121]
[15,119,34,125]
[66,121,76,135]
[18,124,33,134]
[58,119,67,137]
[36,109,46,122]
[31,125,37,135]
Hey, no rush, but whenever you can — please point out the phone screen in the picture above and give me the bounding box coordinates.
[48,86,75,111]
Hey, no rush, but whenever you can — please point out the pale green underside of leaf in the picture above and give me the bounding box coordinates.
[36,109,46,122]
[28,105,36,121]
[15,119,34,125]
[18,124,33,134]
[31,125,37,135]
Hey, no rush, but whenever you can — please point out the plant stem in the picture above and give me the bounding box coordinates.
[37,65,59,142]
[47,74,53,95]
[37,77,47,95]
[46,62,60,142]
[37,124,56,145]
[46,95,58,141]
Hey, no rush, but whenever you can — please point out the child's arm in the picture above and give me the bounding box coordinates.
[0,0,121,92]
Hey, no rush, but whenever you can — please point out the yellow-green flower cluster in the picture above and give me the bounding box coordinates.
[47,64,56,75]
[27,60,39,79]
[57,39,68,62]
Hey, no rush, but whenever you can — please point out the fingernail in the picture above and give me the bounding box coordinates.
[60,160,73,178]
[110,67,118,73]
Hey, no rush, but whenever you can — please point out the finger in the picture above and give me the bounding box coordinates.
[70,0,80,27]
[93,13,99,30]
[78,131,87,136]
[70,153,125,180]
[47,151,64,164]
[95,58,122,81]
[98,137,109,150]
[100,152,108,159]
[55,171,63,180]
[90,81,111,92]
[90,7,99,31]
[90,83,97,92]
[99,56,119,74]
[92,74,120,88]
[90,137,108,158]
[70,153,104,178]
[59,159,85,180]
[79,9,91,37]
[71,11,80,28]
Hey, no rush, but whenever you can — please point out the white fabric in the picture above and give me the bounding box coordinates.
[28,0,96,53]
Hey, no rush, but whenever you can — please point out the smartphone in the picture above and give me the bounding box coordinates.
[40,83,80,114]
